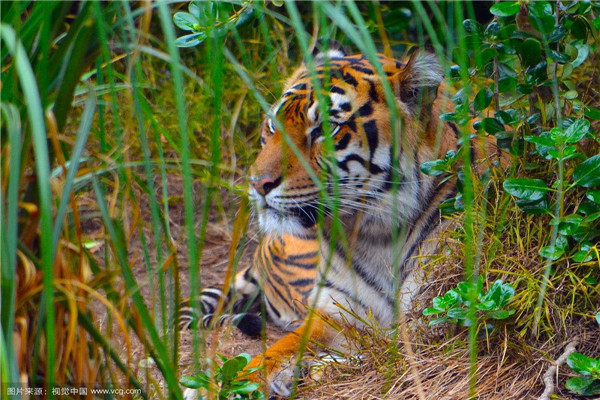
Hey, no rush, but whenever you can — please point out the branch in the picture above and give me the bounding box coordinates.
[538,339,579,400]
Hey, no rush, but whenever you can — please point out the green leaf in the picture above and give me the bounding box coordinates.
[573,249,593,263]
[574,155,600,188]
[549,50,571,64]
[529,14,555,35]
[421,159,448,176]
[495,110,519,126]
[221,358,241,382]
[474,88,493,111]
[596,312,600,326]
[566,376,600,396]
[571,17,588,40]
[539,235,568,260]
[429,316,452,326]
[173,12,200,31]
[447,308,469,320]
[181,374,209,389]
[503,178,550,201]
[481,117,505,134]
[235,7,255,28]
[490,1,520,17]
[234,353,251,369]
[584,107,600,120]
[463,19,482,35]
[230,381,261,395]
[498,76,517,92]
[528,1,553,17]
[175,32,206,48]
[564,120,590,143]
[525,135,554,147]
[478,47,497,68]
[587,191,600,205]
[520,38,542,67]
[515,197,549,214]
[568,353,598,375]
[432,289,461,310]
[486,309,514,320]
[423,307,445,316]
[571,43,590,68]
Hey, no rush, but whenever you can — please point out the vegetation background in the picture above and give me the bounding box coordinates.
[1,1,599,399]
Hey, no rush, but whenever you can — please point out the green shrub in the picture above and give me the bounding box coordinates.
[180,353,265,400]
[565,352,600,396]
[423,278,515,329]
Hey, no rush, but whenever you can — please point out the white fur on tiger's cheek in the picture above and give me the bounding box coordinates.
[248,186,266,209]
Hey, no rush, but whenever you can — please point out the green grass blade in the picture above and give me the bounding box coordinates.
[1,22,55,394]
[50,89,96,251]
[0,102,22,389]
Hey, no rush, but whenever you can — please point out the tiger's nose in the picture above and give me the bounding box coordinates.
[250,175,280,196]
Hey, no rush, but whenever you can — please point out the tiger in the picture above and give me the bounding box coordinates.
[182,43,503,399]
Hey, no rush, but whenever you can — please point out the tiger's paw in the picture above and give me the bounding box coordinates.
[246,356,306,398]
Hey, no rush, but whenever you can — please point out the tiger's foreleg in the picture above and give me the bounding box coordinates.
[177,266,263,336]
[244,311,341,397]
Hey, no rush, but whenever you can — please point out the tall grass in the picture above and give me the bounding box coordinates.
[1,1,598,399]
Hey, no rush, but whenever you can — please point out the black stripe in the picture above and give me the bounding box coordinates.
[289,278,315,287]
[201,289,223,300]
[358,101,373,117]
[350,66,374,74]
[346,115,357,132]
[400,183,457,271]
[338,153,384,174]
[367,79,379,102]
[339,102,352,112]
[322,279,371,314]
[333,243,395,308]
[271,253,316,270]
[331,86,345,95]
[265,274,295,312]
[292,83,307,91]
[343,72,358,86]
[448,121,460,139]
[335,133,351,151]
[363,119,378,160]
[287,251,318,261]
[310,126,322,143]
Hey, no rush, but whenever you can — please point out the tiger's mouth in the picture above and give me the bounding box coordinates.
[249,186,318,235]
[260,203,317,229]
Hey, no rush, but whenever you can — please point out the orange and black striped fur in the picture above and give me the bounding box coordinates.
[182,45,502,399]
[178,232,318,336]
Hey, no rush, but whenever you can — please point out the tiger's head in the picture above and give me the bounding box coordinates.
[249,46,447,237]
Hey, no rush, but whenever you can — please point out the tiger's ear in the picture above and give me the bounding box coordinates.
[392,50,444,113]
[309,39,347,65]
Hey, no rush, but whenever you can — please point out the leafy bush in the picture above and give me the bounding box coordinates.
[181,353,265,400]
[421,0,600,336]
[173,1,255,47]
[565,352,600,396]
[423,278,515,329]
